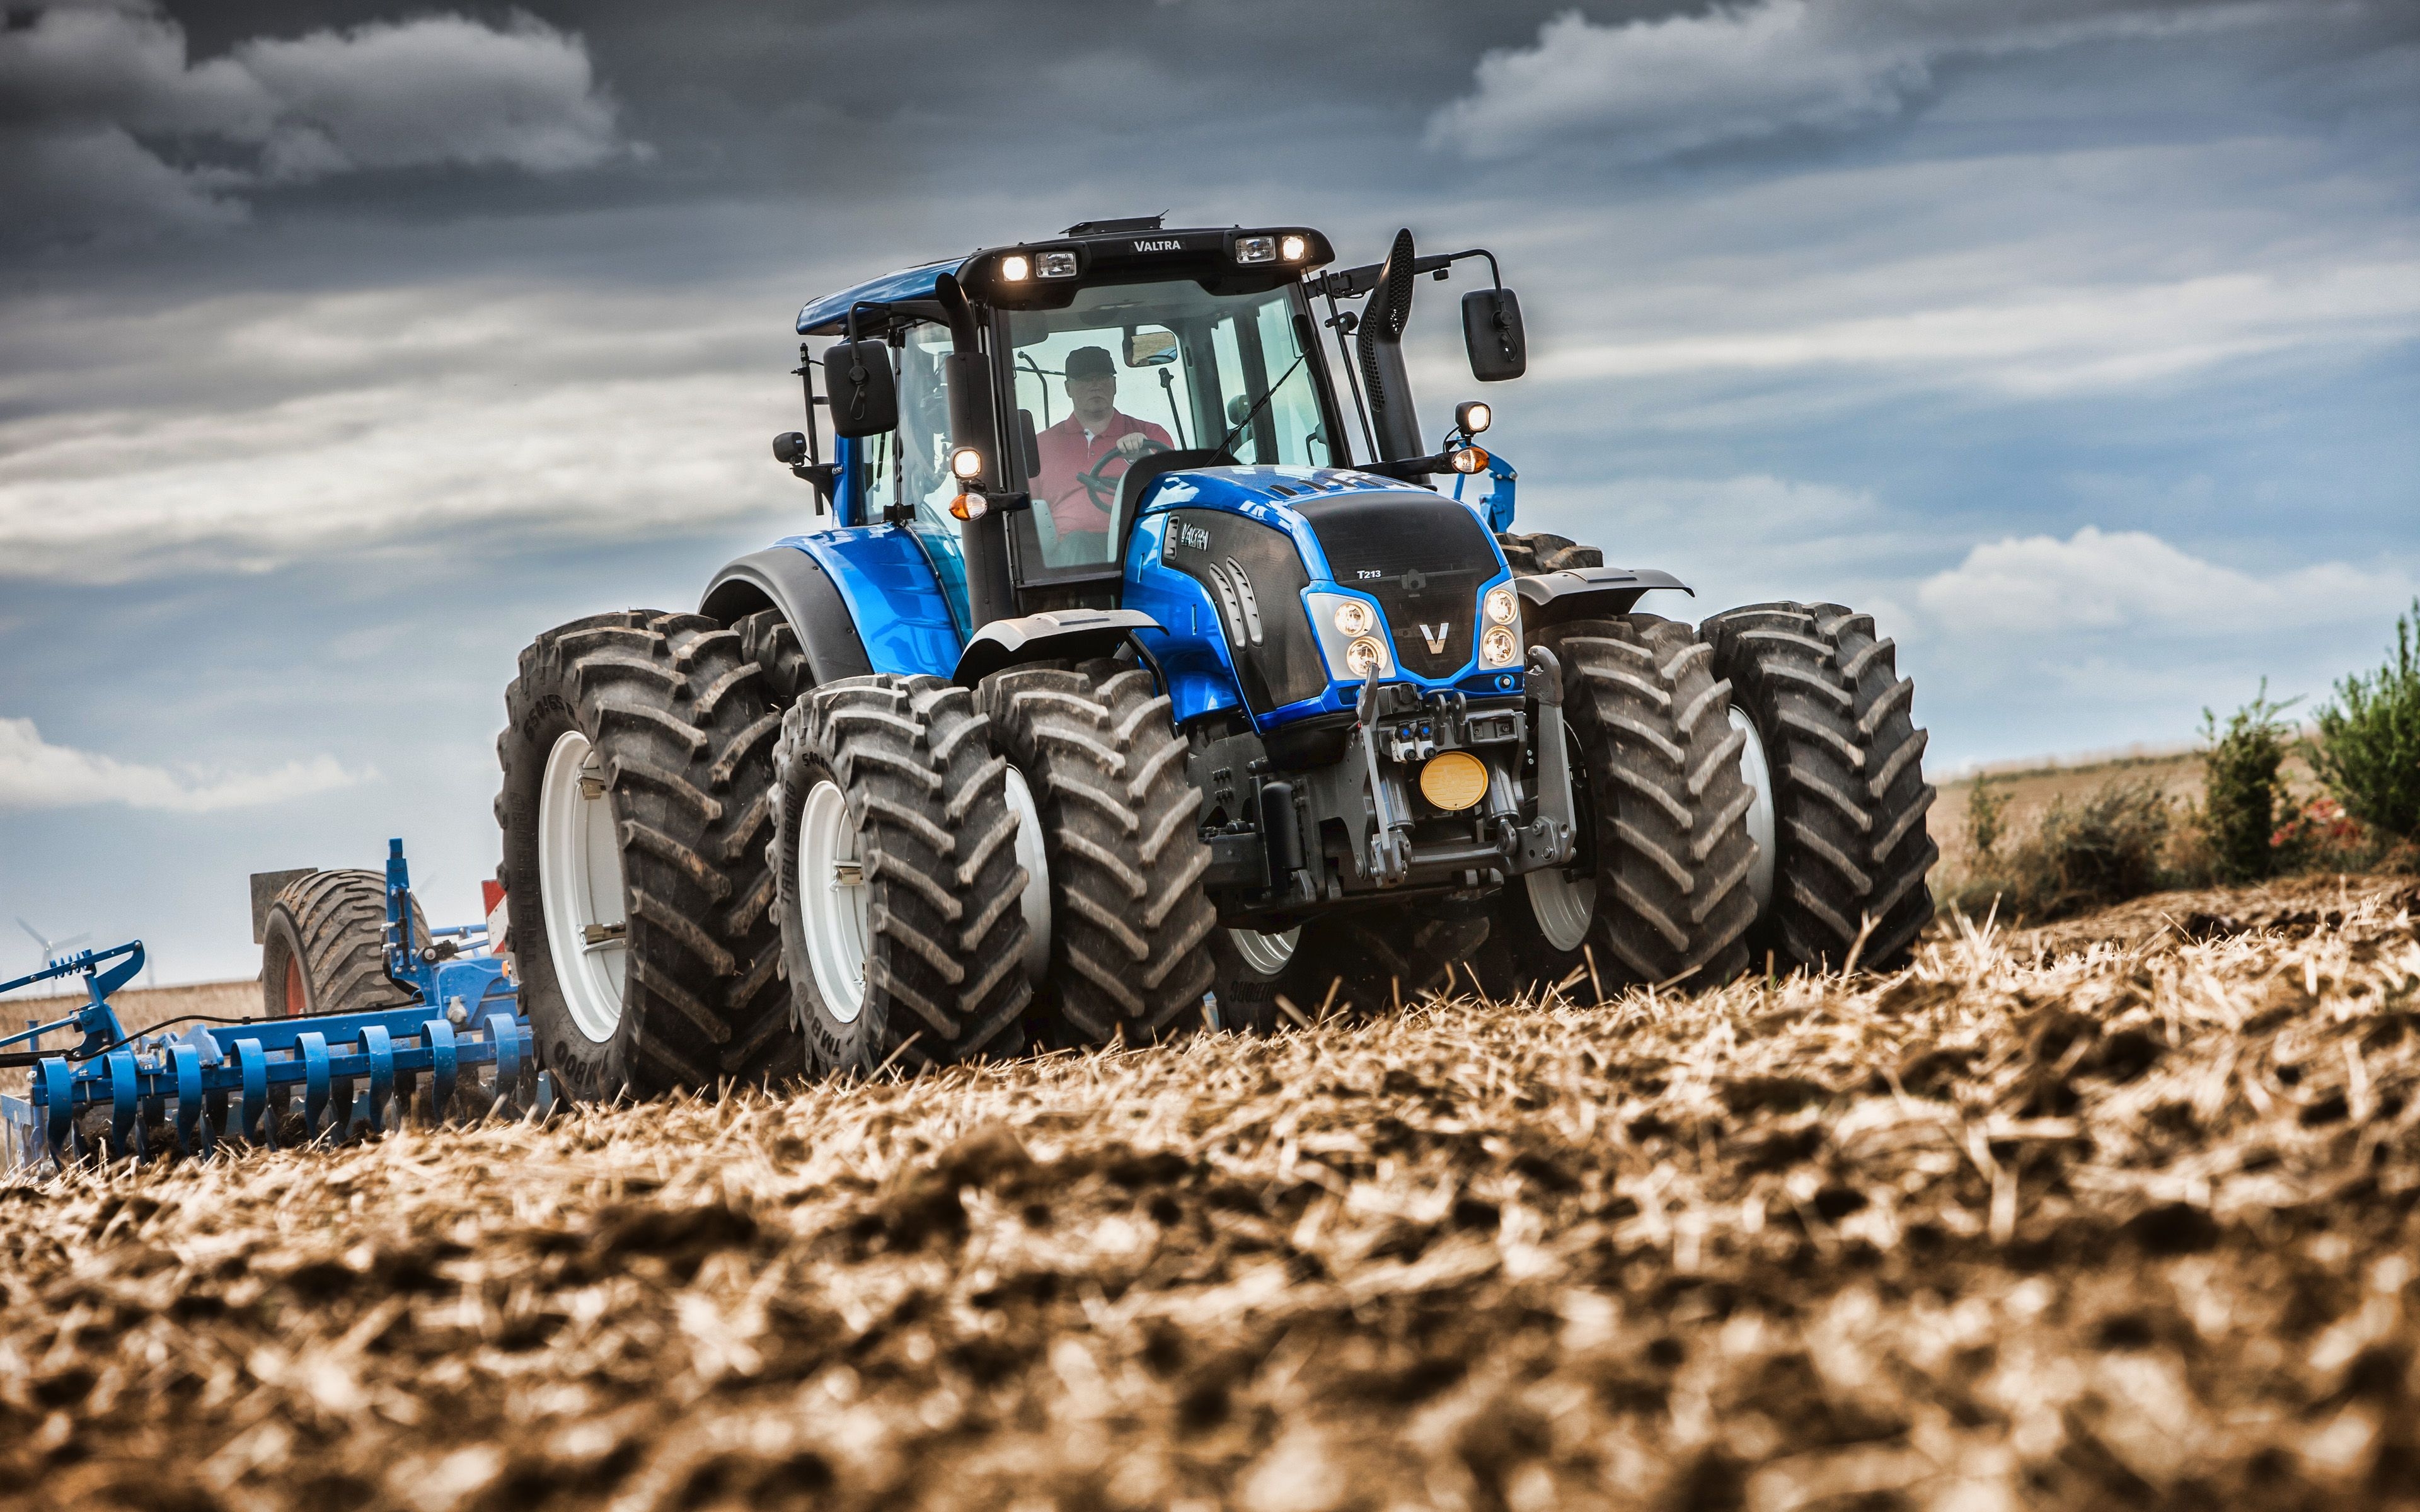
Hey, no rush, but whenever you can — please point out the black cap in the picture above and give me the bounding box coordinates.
[1065,346,1115,380]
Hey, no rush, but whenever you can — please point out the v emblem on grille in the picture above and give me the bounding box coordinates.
[1419,622,1450,655]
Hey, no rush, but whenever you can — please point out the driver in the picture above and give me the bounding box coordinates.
[1030,345,1173,558]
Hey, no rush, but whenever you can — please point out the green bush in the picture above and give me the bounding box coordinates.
[2312,598,2420,845]
[2198,684,2297,883]
[1966,772,2008,863]
[1942,777,2175,924]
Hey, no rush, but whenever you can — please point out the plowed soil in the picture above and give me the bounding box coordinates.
[3,878,2417,1512]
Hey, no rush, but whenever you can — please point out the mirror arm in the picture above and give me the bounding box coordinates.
[1315,246,1498,301]
[1357,449,1472,483]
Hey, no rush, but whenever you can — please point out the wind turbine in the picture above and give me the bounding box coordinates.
[16,917,92,975]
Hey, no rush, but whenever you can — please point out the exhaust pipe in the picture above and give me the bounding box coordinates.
[1356,228,1424,464]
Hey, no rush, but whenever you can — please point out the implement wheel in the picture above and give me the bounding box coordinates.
[496,609,799,1100]
[1702,601,1937,972]
[1490,614,1760,995]
[260,870,425,1019]
[977,660,1216,1046]
[1494,530,1601,576]
[771,675,1032,1076]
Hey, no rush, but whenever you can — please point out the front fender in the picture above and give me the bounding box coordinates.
[1514,566,1692,629]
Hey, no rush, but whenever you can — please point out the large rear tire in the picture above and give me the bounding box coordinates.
[734,607,812,709]
[496,609,799,1100]
[771,675,1031,1076]
[977,660,1216,1046]
[1490,614,1759,994]
[260,870,427,1019]
[1494,530,1601,576]
[1702,601,1937,972]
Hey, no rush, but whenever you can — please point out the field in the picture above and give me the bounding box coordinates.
[1932,749,2199,874]
[3,878,2417,1511]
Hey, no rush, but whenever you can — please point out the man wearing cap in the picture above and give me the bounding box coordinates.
[1030,345,1174,561]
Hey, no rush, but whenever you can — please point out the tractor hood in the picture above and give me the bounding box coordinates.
[1123,464,1523,728]
[1132,464,1495,587]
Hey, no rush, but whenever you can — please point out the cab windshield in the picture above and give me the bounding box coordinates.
[1006,278,1332,568]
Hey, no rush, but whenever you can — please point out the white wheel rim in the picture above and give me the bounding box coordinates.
[1525,865,1596,953]
[537,730,627,1043]
[1002,766,1052,985]
[798,779,872,1024]
[1228,926,1299,978]
[1730,706,1777,918]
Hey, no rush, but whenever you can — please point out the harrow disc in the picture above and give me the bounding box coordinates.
[23,1008,547,1168]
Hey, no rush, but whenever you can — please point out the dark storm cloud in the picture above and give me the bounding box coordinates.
[1,0,2416,979]
[0,1,635,244]
[1429,0,2414,161]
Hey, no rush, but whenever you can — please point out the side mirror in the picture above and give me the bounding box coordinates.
[1461,288,1526,382]
[1124,328,1179,367]
[823,339,897,438]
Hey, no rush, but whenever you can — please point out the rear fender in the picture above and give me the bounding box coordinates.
[701,529,962,682]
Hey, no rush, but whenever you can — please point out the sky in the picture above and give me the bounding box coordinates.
[1,0,2415,985]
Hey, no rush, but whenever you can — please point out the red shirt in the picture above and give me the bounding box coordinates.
[1032,410,1175,533]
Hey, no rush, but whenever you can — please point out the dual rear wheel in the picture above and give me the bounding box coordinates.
[1481,600,1935,995]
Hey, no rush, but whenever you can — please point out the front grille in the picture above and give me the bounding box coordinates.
[1300,492,1498,679]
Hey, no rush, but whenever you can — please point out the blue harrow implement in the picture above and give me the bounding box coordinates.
[1,840,546,1171]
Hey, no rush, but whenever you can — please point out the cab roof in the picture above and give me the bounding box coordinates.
[795,219,1334,336]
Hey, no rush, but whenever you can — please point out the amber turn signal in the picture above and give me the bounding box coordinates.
[949,492,988,521]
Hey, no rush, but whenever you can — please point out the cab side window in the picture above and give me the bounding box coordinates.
[858,428,896,524]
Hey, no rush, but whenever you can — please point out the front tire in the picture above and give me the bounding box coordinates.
[496,609,798,1100]
[1492,614,1760,994]
[977,660,1216,1046]
[1702,602,1937,971]
[771,675,1031,1075]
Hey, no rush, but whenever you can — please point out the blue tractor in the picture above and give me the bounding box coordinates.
[493,218,1937,1096]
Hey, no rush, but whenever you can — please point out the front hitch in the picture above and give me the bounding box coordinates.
[1523,645,1578,869]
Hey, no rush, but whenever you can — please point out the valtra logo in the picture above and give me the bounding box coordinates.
[1132,239,1182,252]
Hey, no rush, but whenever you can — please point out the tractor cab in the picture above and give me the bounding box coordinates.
[773,217,1527,655]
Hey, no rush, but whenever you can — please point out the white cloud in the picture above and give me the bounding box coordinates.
[0,716,368,813]
[1916,525,2417,636]
[0,3,631,242]
[1427,0,2329,161]
[0,277,809,581]
[1538,260,2420,396]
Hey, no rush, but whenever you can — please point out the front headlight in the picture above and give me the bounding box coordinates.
[1305,590,1395,680]
[1484,585,1517,625]
[1480,625,1519,667]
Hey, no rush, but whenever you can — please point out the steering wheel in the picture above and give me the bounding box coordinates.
[1075,438,1172,510]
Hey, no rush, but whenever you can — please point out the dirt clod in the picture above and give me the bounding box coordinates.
[2,878,2417,1509]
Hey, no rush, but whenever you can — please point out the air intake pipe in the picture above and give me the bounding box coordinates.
[1355,228,1424,464]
